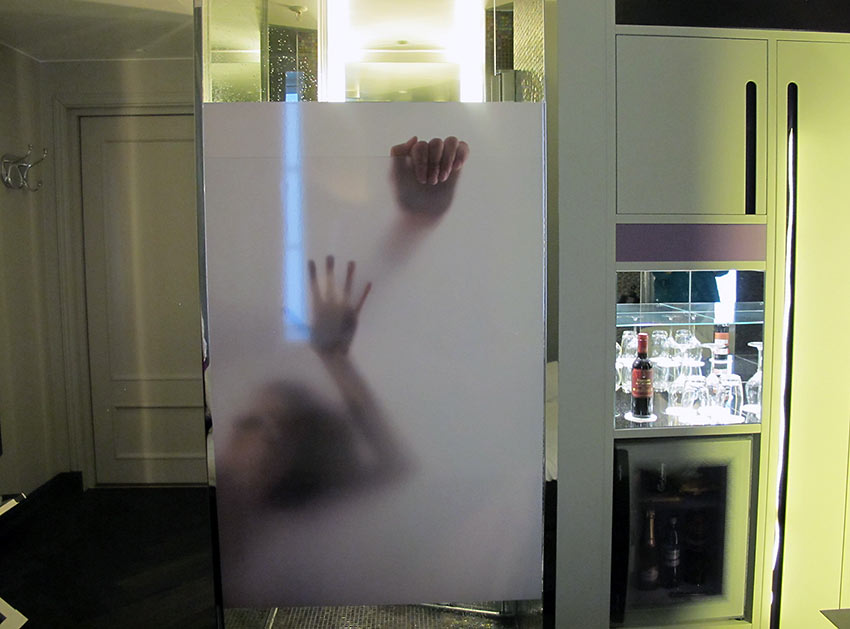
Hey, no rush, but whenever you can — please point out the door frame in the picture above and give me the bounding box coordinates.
[51,94,193,488]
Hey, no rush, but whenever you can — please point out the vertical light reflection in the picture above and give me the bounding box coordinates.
[714,270,737,323]
[282,103,308,341]
[453,0,485,102]
[321,0,350,102]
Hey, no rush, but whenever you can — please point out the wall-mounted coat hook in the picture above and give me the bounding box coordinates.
[2,145,48,191]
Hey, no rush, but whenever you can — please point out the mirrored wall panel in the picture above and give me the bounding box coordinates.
[203,0,544,102]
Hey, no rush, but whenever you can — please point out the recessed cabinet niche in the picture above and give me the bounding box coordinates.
[616,36,767,216]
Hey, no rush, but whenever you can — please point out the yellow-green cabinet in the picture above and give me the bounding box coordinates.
[616,35,768,216]
[775,39,850,629]
[610,31,850,629]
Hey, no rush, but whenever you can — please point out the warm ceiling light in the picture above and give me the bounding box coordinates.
[288,5,308,19]
[320,0,485,102]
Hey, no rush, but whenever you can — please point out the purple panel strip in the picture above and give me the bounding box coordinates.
[616,223,767,263]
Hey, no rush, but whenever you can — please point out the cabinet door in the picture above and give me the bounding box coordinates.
[776,40,850,629]
[617,36,767,215]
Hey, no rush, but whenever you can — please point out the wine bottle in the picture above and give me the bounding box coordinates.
[631,332,653,418]
[683,511,708,587]
[714,324,731,371]
[662,516,681,588]
[655,463,667,494]
[713,324,730,357]
[637,508,659,590]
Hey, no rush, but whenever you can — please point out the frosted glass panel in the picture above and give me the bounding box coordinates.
[203,102,545,606]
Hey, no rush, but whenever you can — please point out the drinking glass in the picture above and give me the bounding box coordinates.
[678,375,709,425]
[699,372,744,424]
[664,333,681,369]
[650,330,671,392]
[718,373,744,420]
[665,337,695,424]
[703,342,728,406]
[666,374,688,424]
[674,329,703,379]
[615,341,622,393]
[619,331,637,393]
[676,329,701,360]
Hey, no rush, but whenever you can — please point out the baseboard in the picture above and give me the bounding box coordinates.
[0,595,27,629]
[0,495,25,519]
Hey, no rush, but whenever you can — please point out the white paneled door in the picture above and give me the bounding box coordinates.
[81,114,206,485]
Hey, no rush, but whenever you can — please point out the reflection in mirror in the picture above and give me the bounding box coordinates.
[205,0,544,103]
[486,1,515,100]
[487,0,544,102]
[323,0,485,101]
[269,25,319,102]
[268,1,319,102]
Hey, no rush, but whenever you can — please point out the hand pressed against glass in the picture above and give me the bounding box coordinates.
[308,255,371,355]
[390,135,470,185]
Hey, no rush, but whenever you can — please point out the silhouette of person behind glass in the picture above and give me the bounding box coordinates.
[217,256,409,512]
[216,136,469,514]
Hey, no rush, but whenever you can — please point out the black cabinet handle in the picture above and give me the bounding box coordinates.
[745,81,757,214]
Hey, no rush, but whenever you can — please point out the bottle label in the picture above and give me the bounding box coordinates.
[640,566,659,584]
[632,368,653,397]
[715,331,729,356]
[664,548,680,567]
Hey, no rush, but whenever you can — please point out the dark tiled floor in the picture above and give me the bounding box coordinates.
[0,477,555,628]
[225,604,539,629]
[0,476,218,628]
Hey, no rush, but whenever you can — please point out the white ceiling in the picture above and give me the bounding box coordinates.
[0,0,195,61]
[0,0,330,62]
[0,0,509,62]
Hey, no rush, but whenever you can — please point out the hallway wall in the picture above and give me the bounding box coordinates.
[0,44,54,495]
[0,51,194,495]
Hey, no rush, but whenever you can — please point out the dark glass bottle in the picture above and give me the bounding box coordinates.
[684,511,708,587]
[637,508,659,590]
[631,332,653,418]
[662,516,681,588]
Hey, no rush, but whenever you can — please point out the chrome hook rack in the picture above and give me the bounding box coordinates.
[2,145,48,191]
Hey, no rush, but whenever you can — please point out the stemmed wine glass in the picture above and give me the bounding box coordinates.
[743,341,764,422]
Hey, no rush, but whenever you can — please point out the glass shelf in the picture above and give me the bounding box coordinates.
[614,394,761,430]
[616,301,765,328]
[614,422,761,439]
